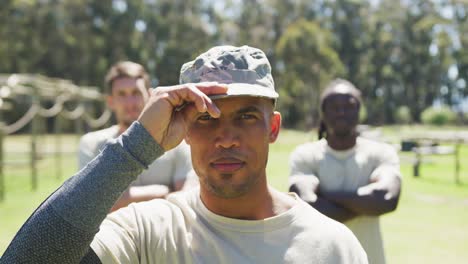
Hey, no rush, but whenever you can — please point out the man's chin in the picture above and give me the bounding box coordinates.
[202,178,246,199]
[202,172,259,199]
[336,131,350,136]
[333,129,353,138]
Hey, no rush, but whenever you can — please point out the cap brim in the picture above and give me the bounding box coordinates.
[208,83,278,100]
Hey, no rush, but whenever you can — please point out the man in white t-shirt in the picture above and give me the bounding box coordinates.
[4,46,367,263]
[289,79,402,264]
[78,61,192,211]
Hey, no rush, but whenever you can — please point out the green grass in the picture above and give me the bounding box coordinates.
[0,134,80,254]
[270,128,468,264]
[1,128,468,263]
[382,149,468,264]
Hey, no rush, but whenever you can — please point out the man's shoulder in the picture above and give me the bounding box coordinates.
[293,139,327,154]
[293,200,367,258]
[290,140,327,163]
[126,189,197,221]
[131,197,183,213]
[357,136,398,155]
[295,200,347,231]
[80,126,119,146]
[81,126,119,141]
[164,140,190,157]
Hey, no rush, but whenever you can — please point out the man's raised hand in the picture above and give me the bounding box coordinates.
[138,82,228,151]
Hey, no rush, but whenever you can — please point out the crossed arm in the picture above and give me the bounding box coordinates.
[80,138,190,213]
[110,178,188,211]
[80,141,173,213]
[289,166,401,223]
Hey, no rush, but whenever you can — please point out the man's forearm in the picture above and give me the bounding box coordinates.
[2,122,164,263]
[322,191,399,216]
[312,197,357,222]
[288,177,356,222]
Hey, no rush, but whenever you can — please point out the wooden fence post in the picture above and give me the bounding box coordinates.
[0,124,4,202]
[54,115,63,179]
[30,89,39,191]
[413,151,421,177]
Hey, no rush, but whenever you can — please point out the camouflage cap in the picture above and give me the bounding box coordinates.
[179,45,278,100]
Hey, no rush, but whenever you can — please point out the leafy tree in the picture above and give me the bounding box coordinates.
[276,19,344,129]
[421,105,456,125]
[1,0,467,129]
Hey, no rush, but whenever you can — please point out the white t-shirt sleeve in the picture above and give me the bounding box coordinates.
[78,135,97,170]
[90,206,141,263]
[289,143,320,179]
[332,224,369,263]
[369,142,402,181]
[90,199,187,264]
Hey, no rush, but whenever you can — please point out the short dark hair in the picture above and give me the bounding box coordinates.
[104,61,150,94]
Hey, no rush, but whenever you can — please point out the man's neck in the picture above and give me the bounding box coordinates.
[200,179,295,220]
[326,134,357,150]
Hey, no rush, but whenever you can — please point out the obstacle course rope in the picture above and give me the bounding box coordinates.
[0,74,111,134]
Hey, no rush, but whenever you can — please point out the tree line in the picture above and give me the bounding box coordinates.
[1,0,467,129]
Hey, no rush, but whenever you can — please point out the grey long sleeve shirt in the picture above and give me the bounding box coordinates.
[1,121,164,263]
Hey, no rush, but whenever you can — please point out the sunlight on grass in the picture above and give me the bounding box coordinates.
[1,127,468,262]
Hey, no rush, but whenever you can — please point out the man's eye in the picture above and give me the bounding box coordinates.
[197,114,214,121]
[240,114,256,120]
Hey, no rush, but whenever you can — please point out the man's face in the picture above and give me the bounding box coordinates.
[322,93,360,138]
[107,77,148,128]
[185,96,280,199]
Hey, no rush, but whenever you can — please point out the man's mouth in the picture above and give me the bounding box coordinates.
[210,158,245,173]
[333,118,351,126]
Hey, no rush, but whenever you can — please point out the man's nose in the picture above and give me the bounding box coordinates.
[334,105,346,116]
[214,124,240,149]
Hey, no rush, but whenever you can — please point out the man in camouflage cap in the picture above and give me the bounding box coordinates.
[3,45,367,264]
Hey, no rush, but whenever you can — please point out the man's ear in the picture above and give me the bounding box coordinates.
[269,111,281,143]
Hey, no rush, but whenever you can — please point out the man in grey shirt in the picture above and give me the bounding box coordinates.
[79,61,192,211]
[289,79,401,264]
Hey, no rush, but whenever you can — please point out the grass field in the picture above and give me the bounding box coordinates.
[1,127,468,263]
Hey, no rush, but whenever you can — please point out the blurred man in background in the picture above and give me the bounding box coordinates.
[78,61,192,211]
[289,78,401,264]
